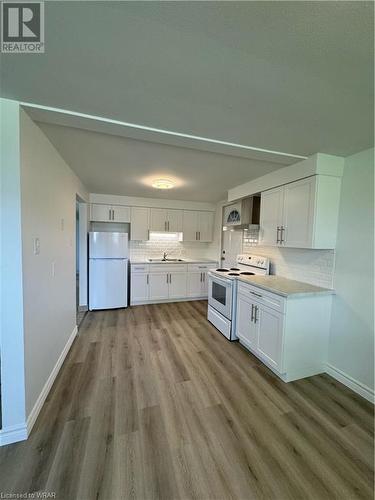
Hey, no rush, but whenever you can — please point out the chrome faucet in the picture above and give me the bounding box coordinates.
[162,252,168,261]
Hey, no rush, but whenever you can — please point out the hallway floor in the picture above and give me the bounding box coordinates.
[0,301,373,499]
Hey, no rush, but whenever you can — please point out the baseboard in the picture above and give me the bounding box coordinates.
[0,424,28,446]
[26,325,78,435]
[131,297,208,306]
[326,364,374,403]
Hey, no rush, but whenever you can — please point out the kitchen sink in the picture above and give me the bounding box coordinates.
[148,258,184,262]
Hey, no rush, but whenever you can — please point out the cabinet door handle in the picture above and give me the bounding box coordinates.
[200,272,202,282]
[109,208,112,221]
[250,290,262,298]
[147,274,149,285]
[169,273,172,284]
[280,226,285,244]
[203,273,205,283]
[254,305,259,323]
[166,274,169,284]
[276,226,281,244]
[251,304,254,322]
[198,231,201,241]
[168,221,170,231]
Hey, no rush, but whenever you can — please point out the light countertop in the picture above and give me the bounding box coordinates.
[130,258,218,264]
[238,275,334,298]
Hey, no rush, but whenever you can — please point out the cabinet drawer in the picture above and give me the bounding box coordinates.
[237,282,286,314]
[188,262,216,272]
[149,264,188,273]
[131,264,150,273]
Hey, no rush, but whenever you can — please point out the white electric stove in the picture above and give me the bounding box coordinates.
[207,254,270,340]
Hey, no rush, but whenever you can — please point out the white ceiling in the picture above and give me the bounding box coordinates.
[37,121,283,202]
[2,1,373,157]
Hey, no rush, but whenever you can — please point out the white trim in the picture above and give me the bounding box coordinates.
[19,101,306,161]
[26,326,78,435]
[0,424,28,446]
[130,297,208,306]
[326,364,375,403]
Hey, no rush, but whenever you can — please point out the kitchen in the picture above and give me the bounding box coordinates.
[86,152,340,385]
[0,2,373,499]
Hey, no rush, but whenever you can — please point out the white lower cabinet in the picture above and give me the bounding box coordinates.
[169,272,187,299]
[149,273,169,300]
[235,281,332,382]
[236,294,259,351]
[256,303,283,372]
[131,261,216,305]
[131,273,149,302]
[187,263,213,298]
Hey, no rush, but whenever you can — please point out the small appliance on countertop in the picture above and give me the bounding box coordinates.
[207,254,270,340]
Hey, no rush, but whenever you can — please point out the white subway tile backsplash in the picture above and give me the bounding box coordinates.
[129,240,214,261]
[243,231,335,288]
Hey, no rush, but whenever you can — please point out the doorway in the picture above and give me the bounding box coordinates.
[221,229,243,268]
[76,196,88,327]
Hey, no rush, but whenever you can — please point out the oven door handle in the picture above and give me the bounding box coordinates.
[208,274,230,287]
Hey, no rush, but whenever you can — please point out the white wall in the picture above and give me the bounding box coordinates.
[0,99,27,443]
[328,148,374,396]
[20,110,88,417]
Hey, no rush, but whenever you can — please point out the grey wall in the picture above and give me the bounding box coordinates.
[20,110,88,417]
[328,147,374,391]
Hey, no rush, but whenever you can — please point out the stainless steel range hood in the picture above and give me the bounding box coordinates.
[223,196,260,231]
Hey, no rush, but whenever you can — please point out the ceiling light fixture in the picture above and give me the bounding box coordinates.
[152,178,174,189]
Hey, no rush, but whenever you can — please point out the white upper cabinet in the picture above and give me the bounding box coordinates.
[167,209,183,232]
[183,211,214,242]
[112,205,131,223]
[259,175,341,249]
[90,204,130,223]
[198,211,214,242]
[130,207,150,241]
[282,177,315,248]
[90,203,213,242]
[182,211,198,241]
[258,187,284,246]
[90,204,113,222]
[150,208,167,231]
[149,208,183,232]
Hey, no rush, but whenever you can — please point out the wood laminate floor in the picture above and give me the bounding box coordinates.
[0,301,373,500]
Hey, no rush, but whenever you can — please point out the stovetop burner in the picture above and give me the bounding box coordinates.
[230,267,240,271]
[216,268,229,272]
[228,272,240,276]
[240,272,255,276]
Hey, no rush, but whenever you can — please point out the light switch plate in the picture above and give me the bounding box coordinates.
[33,237,40,255]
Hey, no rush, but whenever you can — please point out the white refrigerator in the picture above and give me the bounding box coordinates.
[89,232,129,310]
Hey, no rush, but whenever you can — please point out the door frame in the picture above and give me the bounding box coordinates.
[76,195,88,313]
